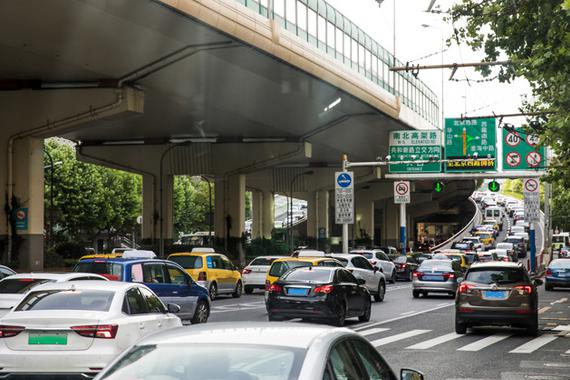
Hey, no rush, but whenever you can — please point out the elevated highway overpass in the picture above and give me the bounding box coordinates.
[0,0,474,268]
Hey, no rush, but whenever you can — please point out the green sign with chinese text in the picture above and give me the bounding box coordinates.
[444,118,496,172]
[388,130,441,173]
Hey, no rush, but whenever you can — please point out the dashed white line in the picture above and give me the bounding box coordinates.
[358,328,390,337]
[371,329,431,347]
[354,302,454,331]
[406,332,463,350]
[509,335,558,354]
[457,334,512,352]
[400,310,417,316]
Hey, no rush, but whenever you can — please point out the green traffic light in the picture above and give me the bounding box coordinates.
[488,180,500,192]
[434,181,444,193]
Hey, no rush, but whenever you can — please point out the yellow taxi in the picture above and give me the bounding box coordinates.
[167,250,242,300]
[440,252,470,271]
[78,253,123,261]
[265,257,343,289]
[474,231,495,247]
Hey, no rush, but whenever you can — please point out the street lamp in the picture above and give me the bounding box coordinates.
[289,170,314,251]
[421,23,445,129]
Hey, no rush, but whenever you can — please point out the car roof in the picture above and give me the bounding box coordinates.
[134,322,354,349]
[80,258,171,264]
[249,256,287,261]
[2,272,107,281]
[168,252,222,257]
[330,253,366,259]
[273,257,337,264]
[28,280,134,292]
[469,262,523,269]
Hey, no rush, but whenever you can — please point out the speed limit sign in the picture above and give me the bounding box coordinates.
[505,131,521,147]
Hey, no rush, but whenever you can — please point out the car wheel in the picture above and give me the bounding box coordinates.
[331,302,347,327]
[268,313,283,322]
[208,282,218,301]
[389,270,396,284]
[244,285,254,294]
[191,300,210,324]
[232,280,243,298]
[455,318,467,334]
[423,291,430,298]
[374,281,385,302]
[526,315,539,336]
[359,298,372,322]
[412,290,420,298]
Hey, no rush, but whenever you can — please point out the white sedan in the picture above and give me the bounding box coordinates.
[350,249,396,283]
[0,272,109,318]
[329,253,386,302]
[0,281,182,378]
[241,255,286,294]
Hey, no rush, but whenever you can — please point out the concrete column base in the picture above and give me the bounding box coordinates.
[15,234,43,271]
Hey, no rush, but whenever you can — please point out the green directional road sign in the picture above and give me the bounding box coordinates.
[444,118,496,172]
[433,181,445,193]
[388,130,442,173]
[488,180,500,192]
[502,127,547,171]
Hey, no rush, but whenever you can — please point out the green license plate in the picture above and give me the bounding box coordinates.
[28,333,68,345]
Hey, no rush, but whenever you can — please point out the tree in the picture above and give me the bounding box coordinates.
[449,1,570,182]
[173,176,213,237]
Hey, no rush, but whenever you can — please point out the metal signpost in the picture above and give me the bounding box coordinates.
[388,130,441,173]
[523,178,540,273]
[394,181,410,255]
[444,118,497,172]
[335,168,354,254]
[502,128,547,171]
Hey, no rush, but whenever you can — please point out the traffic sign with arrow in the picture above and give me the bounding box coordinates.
[433,181,445,193]
[488,180,500,192]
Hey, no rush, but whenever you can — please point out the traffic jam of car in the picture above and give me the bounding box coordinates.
[0,192,564,379]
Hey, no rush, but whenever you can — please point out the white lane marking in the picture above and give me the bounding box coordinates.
[371,329,431,347]
[509,335,558,354]
[354,302,454,331]
[566,348,570,354]
[538,306,551,314]
[550,298,568,305]
[437,302,451,307]
[457,334,512,352]
[552,325,570,332]
[358,328,390,337]
[400,310,417,316]
[406,332,463,350]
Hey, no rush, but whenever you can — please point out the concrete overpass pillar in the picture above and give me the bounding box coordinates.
[356,199,374,242]
[214,175,246,263]
[8,137,45,270]
[251,191,262,240]
[251,190,275,240]
[307,190,330,239]
[141,173,173,251]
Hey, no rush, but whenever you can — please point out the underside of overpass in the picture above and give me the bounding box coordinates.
[0,0,473,269]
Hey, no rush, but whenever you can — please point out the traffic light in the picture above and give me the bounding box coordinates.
[433,181,445,193]
[488,180,500,192]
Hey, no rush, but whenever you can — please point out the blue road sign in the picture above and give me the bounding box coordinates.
[336,172,352,188]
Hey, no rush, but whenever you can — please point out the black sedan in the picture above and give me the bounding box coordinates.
[393,255,420,281]
[266,267,371,326]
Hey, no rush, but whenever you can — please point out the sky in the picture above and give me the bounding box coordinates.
[326,0,532,128]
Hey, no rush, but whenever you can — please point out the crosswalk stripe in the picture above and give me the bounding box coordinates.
[371,329,431,347]
[359,328,390,337]
[457,334,511,352]
[509,335,558,354]
[406,332,463,350]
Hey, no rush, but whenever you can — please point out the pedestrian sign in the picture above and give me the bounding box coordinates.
[388,130,441,173]
[488,180,500,192]
[502,127,546,171]
[433,181,445,193]
[335,172,354,224]
[444,118,496,172]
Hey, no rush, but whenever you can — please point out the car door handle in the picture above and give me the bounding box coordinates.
[139,323,145,330]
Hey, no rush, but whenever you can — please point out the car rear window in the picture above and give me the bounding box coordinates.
[419,261,451,271]
[269,261,312,277]
[74,262,123,281]
[394,256,408,264]
[249,257,278,266]
[452,243,470,250]
[466,268,527,285]
[282,269,332,282]
[446,255,463,263]
[356,252,373,259]
[550,260,570,269]
[15,290,115,312]
[0,278,55,294]
[169,256,203,269]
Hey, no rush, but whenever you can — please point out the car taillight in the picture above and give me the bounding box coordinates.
[71,324,118,339]
[443,273,456,280]
[242,268,252,275]
[399,264,406,269]
[458,283,474,293]
[314,285,334,294]
[546,269,552,276]
[514,285,532,295]
[413,271,421,278]
[0,325,24,338]
[268,284,282,293]
[198,272,207,281]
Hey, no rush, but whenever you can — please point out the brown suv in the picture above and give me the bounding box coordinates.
[455,262,542,336]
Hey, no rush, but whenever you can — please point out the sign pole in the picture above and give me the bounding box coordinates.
[342,156,349,253]
[529,222,536,273]
[400,203,406,256]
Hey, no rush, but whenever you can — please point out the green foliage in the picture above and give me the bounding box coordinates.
[552,180,570,231]
[173,176,213,237]
[246,238,289,258]
[52,242,86,259]
[449,1,570,183]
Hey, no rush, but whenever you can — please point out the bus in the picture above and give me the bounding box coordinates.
[552,232,569,253]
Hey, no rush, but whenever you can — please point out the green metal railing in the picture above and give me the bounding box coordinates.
[234,0,440,128]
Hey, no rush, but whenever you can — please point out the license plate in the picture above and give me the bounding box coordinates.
[287,287,309,296]
[28,333,67,345]
[483,290,508,300]
[422,275,442,281]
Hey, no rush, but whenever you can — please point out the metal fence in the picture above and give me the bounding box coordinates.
[235,0,440,128]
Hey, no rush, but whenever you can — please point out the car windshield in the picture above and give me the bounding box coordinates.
[15,289,115,312]
[249,257,279,266]
[466,268,527,284]
[452,243,470,250]
[0,278,55,294]
[496,243,512,249]
[357,252,374,259]
[282,269,333,282]
[99,344,304,380]
[550,260,570,269]
[477,234,491,239]
[73,262,123,281]
[393,256,408,264]
[269,261,312,277]
[169,255,203,269]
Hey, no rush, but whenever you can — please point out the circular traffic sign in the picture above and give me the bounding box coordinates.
[337,173,352,188]
[524,178,538,192]
[505,131,521,147]
[526,134,540,146]
[526,151,542,167]
[505,152,521,167]
[16,210,26,220]
[395,182,409,195]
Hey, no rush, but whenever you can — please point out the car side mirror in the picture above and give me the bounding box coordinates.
[401,368,425,380]
[533,279,543,286]
[356,278,366,285]
[166,303,181,314]
[375,267,382,273]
